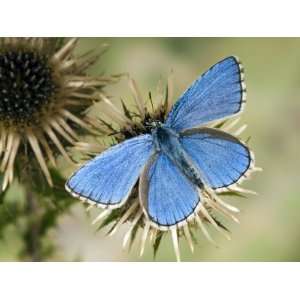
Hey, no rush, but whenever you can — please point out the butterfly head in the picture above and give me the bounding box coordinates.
[145,120,163,130]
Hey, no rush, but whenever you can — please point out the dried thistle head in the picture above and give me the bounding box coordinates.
[0,38,118,190]
[70,76,262,261]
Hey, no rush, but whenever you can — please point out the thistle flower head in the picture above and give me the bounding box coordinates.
[0,38,117,190]
[73,77,262,261]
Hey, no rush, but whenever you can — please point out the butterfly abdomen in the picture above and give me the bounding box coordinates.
[152,125,204,189]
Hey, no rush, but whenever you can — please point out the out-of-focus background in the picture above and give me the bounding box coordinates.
[1,38,300,261]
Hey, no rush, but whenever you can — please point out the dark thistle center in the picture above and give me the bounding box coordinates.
[0,50,57,125]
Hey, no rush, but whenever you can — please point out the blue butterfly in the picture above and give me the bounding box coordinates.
[66,56,251,230]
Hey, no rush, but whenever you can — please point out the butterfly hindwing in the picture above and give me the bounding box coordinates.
[165,56,245,132]
[66,134,154,208]
[180,127,252,191]
[139,153,200,228]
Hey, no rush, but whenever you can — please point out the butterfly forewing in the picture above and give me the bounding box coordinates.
[165,56,245,132]
[66,134,154,208]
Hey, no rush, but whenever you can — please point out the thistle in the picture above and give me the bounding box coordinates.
[70,75,262,261]
[0,38,118,190]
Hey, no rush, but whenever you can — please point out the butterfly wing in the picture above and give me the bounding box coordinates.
[180,128,252,191]
[139,153,200,229]
[66,134,154,208]
[165,56,246,132]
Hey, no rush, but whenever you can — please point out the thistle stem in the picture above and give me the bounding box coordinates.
[24,184,42,262]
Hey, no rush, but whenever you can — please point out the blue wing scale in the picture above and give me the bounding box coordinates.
[139,153,200,228]
[165,56,246,132]
[66,135,154,207]
[180,128,252,190]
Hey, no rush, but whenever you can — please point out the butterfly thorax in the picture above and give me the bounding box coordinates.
[152,125,204,188]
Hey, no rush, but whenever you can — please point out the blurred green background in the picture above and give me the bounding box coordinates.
[1,38,300,261]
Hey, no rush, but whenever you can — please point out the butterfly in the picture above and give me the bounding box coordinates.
[66,56,252,230]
